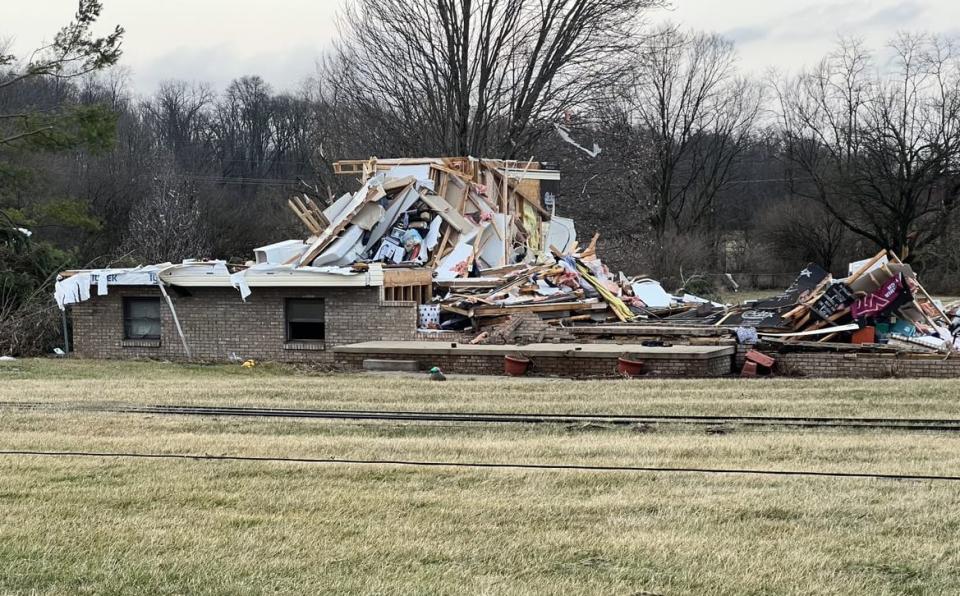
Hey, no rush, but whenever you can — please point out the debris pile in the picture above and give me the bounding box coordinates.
[721,250,959,354]
[291,157,722,330]
[55,153,959,364]
[292,157,562,274]
[431,239,723,330]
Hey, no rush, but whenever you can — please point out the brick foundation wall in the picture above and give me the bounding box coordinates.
[733,344,960,378]
[70,286,417,364]
[336,351,731,379]
[773,352,960,378]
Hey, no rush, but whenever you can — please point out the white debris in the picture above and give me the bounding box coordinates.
[54,273,92,310]
[554,124,602,158]
[229,271,252,302]
[631,280,672,308]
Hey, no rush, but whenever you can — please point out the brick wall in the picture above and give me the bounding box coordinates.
[70,285,417,364]
[480,312,577,345]
[336,351,731,379]
[773,352,960,379]
[733,344,960,378]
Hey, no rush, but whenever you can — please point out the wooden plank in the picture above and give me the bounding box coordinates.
[439,303,472,317]
[764,338,902,354]
[484,171,499,212]
[760,323,860,338]
[382,175,416,192]
[844,249,888,285]
[567,325,733,338]
[288,199,320,235]
[430,226,452,268]
[420,193,476,235]
[485,160,550,218]
[302,196,330,228]
[435,278,503,289]
[471,300,606,317]
[292,195,323,232]
[431,163,472,181]
[889,251,952,322]
[442,175,469,214]
[383,267,434,288]
[333,160,369,176]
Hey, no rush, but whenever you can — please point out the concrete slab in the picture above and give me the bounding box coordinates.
[336,341,734,361]
[362,359,420,372]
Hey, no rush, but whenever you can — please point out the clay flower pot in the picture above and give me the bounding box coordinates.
[504,355,531,376]
[617,356,645,378]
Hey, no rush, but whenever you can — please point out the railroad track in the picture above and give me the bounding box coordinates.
[3,402,960,432]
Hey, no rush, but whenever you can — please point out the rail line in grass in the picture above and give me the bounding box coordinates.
[4,401,960,433]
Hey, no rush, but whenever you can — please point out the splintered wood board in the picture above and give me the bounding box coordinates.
[383,267,434,288]
[420,193,476,235]
[382,175,416,192]
[288,199,320,235]
[442,174,468,213]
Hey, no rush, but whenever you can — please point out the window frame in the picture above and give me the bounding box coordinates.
[285,298,326,343]
[122,296,162,341]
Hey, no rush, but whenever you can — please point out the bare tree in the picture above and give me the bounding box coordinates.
[142,80,213,169]
[775,34,960,260]
[616,26,762,240]
[328,0,663,157]
[756,197,849,272]
[124,163,210,264]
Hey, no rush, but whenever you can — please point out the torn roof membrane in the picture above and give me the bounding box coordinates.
[54,262,385,310]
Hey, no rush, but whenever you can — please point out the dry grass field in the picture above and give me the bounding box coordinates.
[1,359,960,594]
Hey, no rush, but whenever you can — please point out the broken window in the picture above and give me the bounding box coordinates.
[286,298,325,342]
[123,297,161,340]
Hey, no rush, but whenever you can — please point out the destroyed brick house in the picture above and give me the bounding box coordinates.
[56,157,563,366]
[55,157,960,378]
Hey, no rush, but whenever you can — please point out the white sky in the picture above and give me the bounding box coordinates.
[4,0,960,94]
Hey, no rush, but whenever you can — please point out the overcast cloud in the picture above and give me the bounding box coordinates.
[4,0,960,94]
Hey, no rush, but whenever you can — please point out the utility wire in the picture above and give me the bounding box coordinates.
[1,450,956,483]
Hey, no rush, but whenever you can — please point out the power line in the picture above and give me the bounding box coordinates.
[724,176,815,184]
[177,175,303,186]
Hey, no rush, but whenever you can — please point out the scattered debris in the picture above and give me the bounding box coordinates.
[51,153,959,370]
[721,250,956,355]
[741,350,775,377]
[554,124,602,158]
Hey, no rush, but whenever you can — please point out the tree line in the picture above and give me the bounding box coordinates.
[3,0,960,354]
